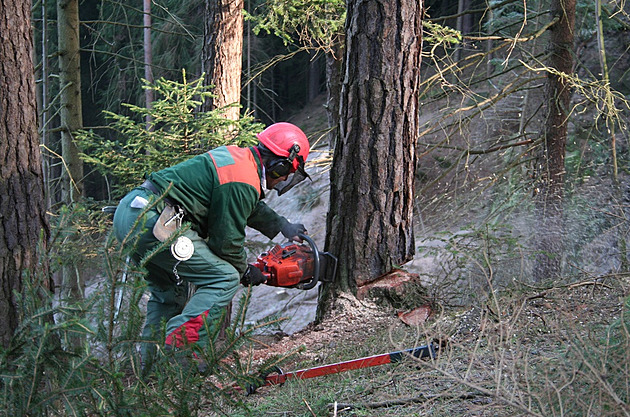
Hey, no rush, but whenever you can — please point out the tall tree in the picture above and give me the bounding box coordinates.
[202,0,244,120]
[57,0,84,300]
[532,0,576,281]
[319,0,423,316]
[144,0,154,129]
[0,0,50,348]
[202,0,245,332]
[325,42,343,147]
[57,0,84,203]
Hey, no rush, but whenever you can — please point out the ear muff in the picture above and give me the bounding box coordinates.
[267,159,293,179]
[267,144,300,179]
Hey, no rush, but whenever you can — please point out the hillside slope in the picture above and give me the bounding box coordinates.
[229,89,630,416]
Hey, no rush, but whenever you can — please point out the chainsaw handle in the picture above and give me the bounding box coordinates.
[296,233,319,290]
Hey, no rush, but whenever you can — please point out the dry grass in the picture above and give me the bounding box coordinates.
[224,276,630,416]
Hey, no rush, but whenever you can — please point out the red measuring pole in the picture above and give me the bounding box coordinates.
[259,344,436,388]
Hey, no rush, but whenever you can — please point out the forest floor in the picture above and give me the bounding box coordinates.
[217,276,629,416]
[204,92,630,416]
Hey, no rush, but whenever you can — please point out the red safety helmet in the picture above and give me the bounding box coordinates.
[257,122,310,172]
[257,122,311,195]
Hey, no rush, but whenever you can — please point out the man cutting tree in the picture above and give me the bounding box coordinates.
[112,122,310,371]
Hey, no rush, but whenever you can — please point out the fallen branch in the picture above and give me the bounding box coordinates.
[567,280,614,290]
[326,392,486,411]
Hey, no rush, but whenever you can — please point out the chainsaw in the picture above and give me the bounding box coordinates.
[252,233,338,290]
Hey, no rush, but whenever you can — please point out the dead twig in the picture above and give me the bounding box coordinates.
[303,398,316,417]
[326,392,487,411]
[518,278,614,296]
[567,280,613,290]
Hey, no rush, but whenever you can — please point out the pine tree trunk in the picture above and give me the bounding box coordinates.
[0,0,50,348]
[57,0,85,301]
[144,0,154,129]
[57,0,84,203]
[325,42,343,148]
[319,0,423,318]
[202,0,245,334]
[202,0,244,120]
[533,0,576,282]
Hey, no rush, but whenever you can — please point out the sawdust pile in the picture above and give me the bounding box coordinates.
[250,293,398,365]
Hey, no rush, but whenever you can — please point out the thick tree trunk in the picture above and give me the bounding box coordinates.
[202,0,244,120]
[325,42,343,148]
[202,0,245,333]
[319,0,423,318]
[0,0,50,348]
[533,0,575,281]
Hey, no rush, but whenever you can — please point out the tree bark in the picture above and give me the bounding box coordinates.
[0,0,50,348]
[144,0,154,129]
[202,0,245,334]
[533,0,575,281]
[57,0,84,301]
[319,0,423,318]
[202,0,244,120]
[57,0,84,203]
[325,42,343,148]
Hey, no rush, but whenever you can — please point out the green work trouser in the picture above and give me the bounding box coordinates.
[113,188,240,363]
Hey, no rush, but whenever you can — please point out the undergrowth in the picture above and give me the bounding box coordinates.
[0,226,291,417]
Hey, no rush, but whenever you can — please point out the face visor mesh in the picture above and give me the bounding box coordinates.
[273,156,310,196]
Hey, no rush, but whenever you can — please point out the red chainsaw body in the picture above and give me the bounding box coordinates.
[253,242,316,288]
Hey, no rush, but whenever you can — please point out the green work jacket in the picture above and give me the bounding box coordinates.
[148,145,289,274]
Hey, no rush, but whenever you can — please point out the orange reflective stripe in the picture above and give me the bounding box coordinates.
[209,146,261,194]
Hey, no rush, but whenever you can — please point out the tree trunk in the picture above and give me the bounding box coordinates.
[0,0,50,348]
[202,0,244,120]
[57,0,84,301]
[454,0,466,62]
[318,0,423,318]
[39,0,52,210]
[57,0,84,203]
[202,0,245,334]
[532,0,575,282]
[144,0,154,129]
[325,42,343,148]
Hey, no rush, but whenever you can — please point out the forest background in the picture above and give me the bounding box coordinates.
[1,0,630,415]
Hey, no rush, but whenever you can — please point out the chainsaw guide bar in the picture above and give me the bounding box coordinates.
[245,343,437,394]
